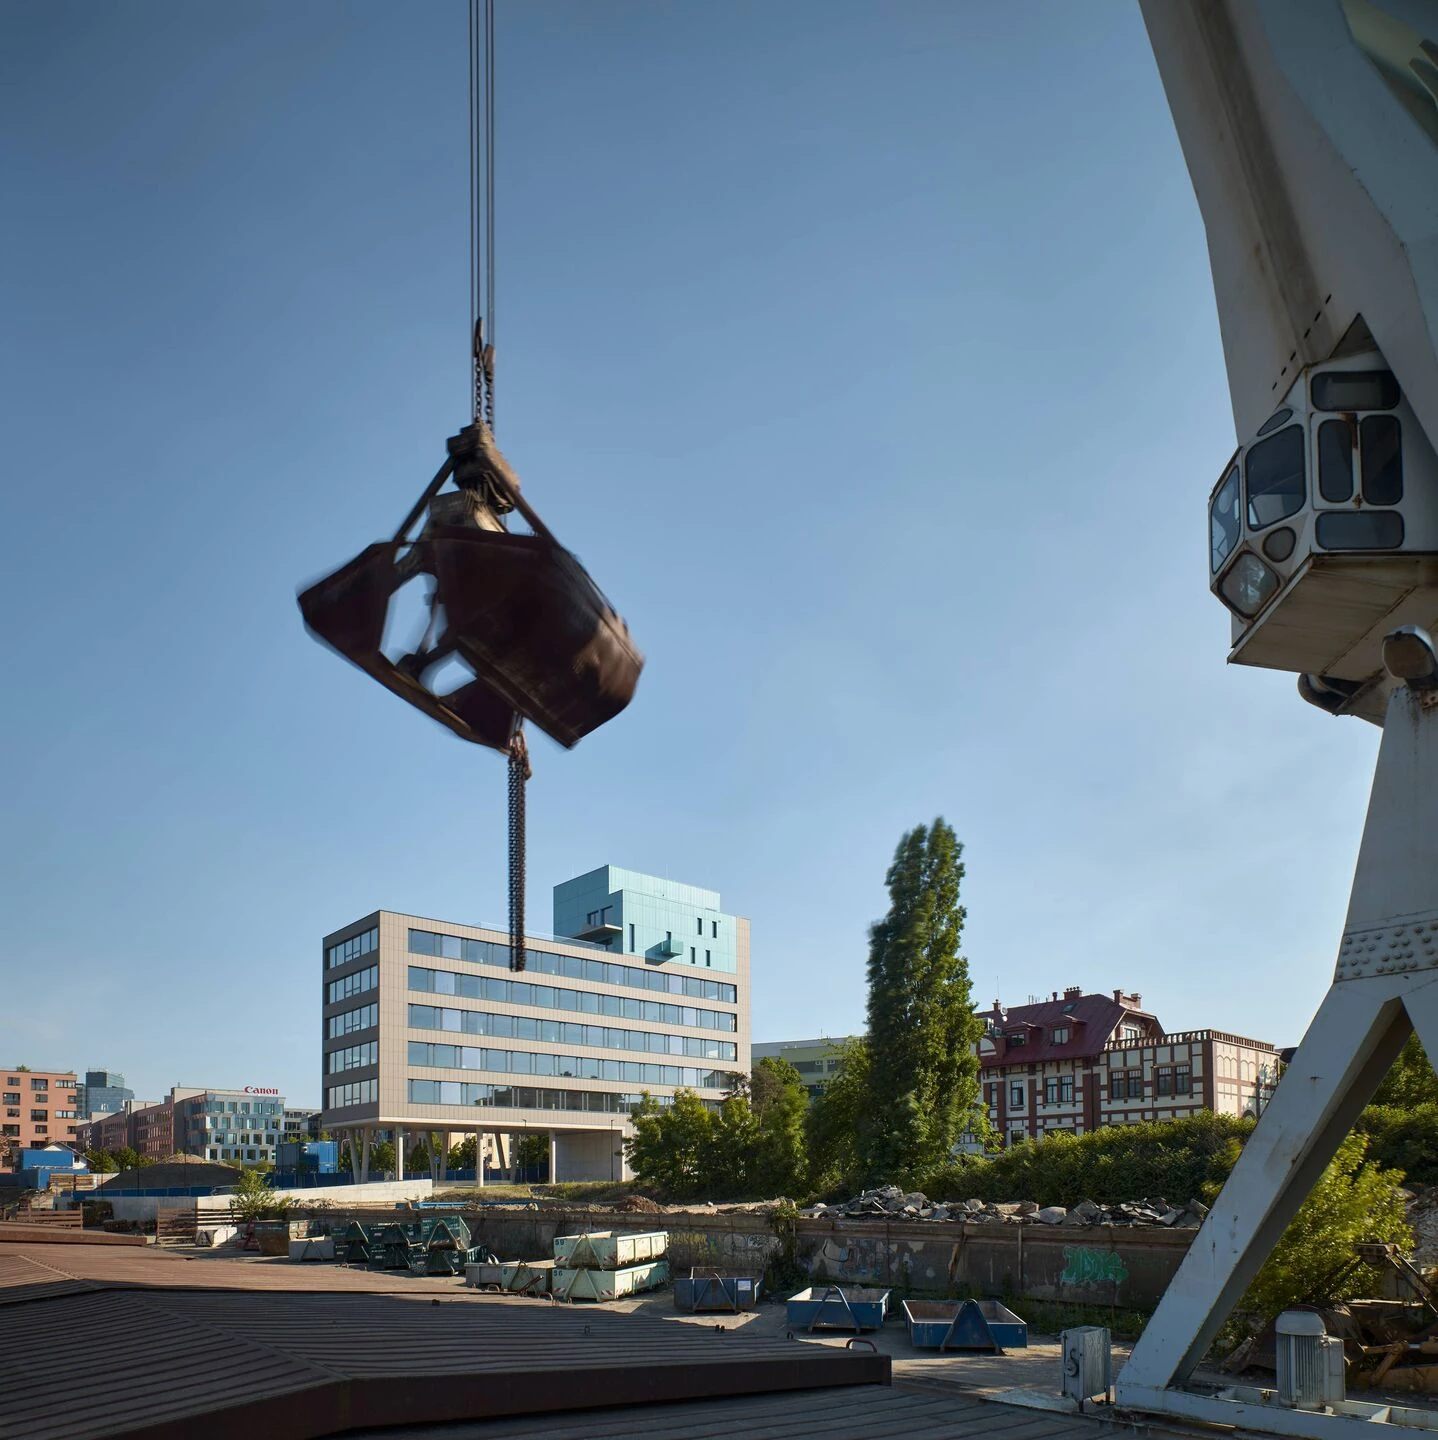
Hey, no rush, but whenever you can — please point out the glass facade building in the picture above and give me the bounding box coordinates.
[320,867,751,1182]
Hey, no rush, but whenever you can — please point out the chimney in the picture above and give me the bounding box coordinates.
[1064,985,1082,1000]
[1113,989,1123,1004]
[1051,992,1058,1002]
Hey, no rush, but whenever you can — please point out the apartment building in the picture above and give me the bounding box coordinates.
[320,866,751,1182]
[979,988,1280,1146]
[75,1070,134,1120]
[1,1067,80,1163]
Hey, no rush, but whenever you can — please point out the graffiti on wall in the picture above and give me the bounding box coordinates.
[1060,1245,1129,1289]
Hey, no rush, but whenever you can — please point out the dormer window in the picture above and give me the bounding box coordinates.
[1052,1025,1070,1045]
[1006,1031,1027,1046]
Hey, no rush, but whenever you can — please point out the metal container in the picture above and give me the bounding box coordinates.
[500,1259,555,1295]
[466,1260,506,1289]
[287,1236,336,1262]
[552,1229,667,1268]
[786,1286,890,1332]
[674,1273,763,1312]
[902,1298,1028,1351]
[553,1259,669,1301]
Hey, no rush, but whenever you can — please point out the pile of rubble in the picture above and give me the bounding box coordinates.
[800,1184,1210,1229]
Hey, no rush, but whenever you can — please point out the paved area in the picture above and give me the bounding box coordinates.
[0,1240,1144,1440]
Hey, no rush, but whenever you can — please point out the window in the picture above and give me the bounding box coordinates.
[54,1110,75,1120]
[1109,1073,1123,1102]
[30,1079,46,1091]
[1044,1077,1058,1104]
[1,1125,17,1137]
[1317,418,1353,502]
[1006,1031,1026,1047]
[690,947,696,963]
[1175,1064,1192,1095]
[1,1093,17,1106]
[705,950,711,967]
[327,1041,378,1073]
[1052,1026,1070,1045]
[34,1124,47,1135]
[629,924,635,952]
[406,1019,737,1065]
[1127,1071,1144,1099]
[1121,1024,1141,1041]
[1156,1066,1173,1096]
[405,1079,708,1115]
[327,965,377,1004]
[328,1003,378,1039]
[1059,1076,1074,1102]
[29,1110,47,1122]
[1245,424,1305,529]
[1009,1130,1026,1147]
[1315,509,1404,549]
[1361,415,1402,505]
[986,1083,997,1106]
[1210,464,1241,572]
[4,1109,16,1119]
[1311,369,1399,412]
[711,921,718,939]
[326,927,378,969]
[1009,1082,1024,1108]
[325,1078,377,1109]
[697,918,703,935]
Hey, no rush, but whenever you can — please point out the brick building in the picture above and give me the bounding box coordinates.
[979,989,1279,1147]
[1,1067,80,1164]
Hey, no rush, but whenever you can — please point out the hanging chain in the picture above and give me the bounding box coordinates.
[471,0,525,971]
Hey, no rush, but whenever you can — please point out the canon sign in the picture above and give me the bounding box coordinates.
[244,1086,280,1096]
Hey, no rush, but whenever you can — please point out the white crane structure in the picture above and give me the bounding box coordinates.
[1121,2,1438,1436]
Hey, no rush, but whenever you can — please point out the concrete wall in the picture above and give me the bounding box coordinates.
[98,1177,435,1226]
[553,1132,624,1183]
[449,1208,1193,1309]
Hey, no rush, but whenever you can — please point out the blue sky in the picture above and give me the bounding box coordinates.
[1,1,1379,1107]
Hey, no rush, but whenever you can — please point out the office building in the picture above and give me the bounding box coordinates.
[750,1037,859,1099]
[979,988,1280,1146]
[283,1108,321,1140]
[76,1070,134,1120]
[320,866,751,1182]
[77,1086,288,1165]
[1,1067,80,1164]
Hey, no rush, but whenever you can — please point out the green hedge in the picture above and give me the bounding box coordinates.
[924,1113,1255,1207]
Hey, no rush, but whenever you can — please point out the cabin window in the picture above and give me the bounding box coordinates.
[1318,418,1354,502]
[1311,369,1399,412]
[1246,425,1305,529]
[1211,465,1241,572]
[1361,415,1403,505]
[1315,511,1404,550]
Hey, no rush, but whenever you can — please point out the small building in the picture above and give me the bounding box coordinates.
[16,1145,88,1190]
[1,1067,81,1163]
[275,1140,338,1175]
[750,1037,859,1098]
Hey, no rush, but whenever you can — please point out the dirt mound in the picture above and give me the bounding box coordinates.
[613,1193,663,1213]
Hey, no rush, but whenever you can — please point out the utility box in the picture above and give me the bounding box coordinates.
[1061,1326,1112,1410]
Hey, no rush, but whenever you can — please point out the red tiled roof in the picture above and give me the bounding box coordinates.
[979,992,1162,1068]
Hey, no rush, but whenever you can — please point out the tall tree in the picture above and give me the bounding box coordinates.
[862,818,982,1185]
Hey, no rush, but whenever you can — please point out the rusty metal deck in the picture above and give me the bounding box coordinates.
[342,1383,1111,1439]
[0,1243,888,1440]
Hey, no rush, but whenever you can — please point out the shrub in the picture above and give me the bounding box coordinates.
[924,1113,1254,1207]
[1354,1102,1438,1184]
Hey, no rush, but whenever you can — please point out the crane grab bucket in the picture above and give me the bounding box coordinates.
[297,427,643,753]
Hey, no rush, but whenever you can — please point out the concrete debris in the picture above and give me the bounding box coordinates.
[799,1186,1211,1227]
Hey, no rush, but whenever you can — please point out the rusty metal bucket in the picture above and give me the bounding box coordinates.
[297,430,642,753]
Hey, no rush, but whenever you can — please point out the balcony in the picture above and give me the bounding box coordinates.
[571,919,622,944]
